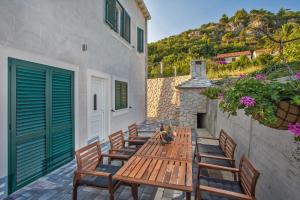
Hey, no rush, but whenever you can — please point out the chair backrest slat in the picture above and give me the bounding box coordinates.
[109,130,125,150]
[128,123,138,139]
[224,135,236,159]
[239,155,260,196]
[75,142,101,171]
[219,130,227,152]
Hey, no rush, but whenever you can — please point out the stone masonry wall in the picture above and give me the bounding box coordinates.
[147,75,190,121]
[205,99,300,200]
[179,89,207,127]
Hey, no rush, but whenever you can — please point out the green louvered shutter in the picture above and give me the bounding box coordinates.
[137,27,144,53]
[121,10,131,43]
[8,58,74,193]
[49,69,74,170]
[115,81,122,110]
[115,80,128,110]
[121,82,128,108]
[105,0,117,30]
[9,59,48,192]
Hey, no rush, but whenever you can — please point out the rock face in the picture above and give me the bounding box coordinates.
[147,75,191,121]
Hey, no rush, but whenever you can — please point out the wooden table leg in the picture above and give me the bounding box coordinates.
[186,192,191,200]
[131,184,138,200]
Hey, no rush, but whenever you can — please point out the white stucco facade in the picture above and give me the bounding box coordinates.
[0,0,149,196]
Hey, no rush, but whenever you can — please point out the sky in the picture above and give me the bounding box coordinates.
[144,0,300,43]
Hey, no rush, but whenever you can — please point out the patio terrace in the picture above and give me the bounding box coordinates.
[4,125,230,200]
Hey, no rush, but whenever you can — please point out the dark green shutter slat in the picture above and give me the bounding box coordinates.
[105,0,117,30]
[9,58,74,193]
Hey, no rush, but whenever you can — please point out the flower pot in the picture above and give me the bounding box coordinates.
[271,101,300,130]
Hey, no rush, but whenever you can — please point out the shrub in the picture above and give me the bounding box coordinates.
[202,87,223,99]
[255,53,274,66]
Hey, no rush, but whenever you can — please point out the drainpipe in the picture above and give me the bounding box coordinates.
[145,19,148,120]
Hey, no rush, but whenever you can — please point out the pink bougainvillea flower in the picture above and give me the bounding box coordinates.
[218,93,224,101]
[240,96,256,107]
[239,74,246,79]
[255,74,266,80]
[295,72,300,80]
[288,123,300,137]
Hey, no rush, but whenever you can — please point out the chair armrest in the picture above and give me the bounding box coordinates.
[125,139,147,143]
[102,153,131,160]
[110,148,136,153]
[199,163,239,173]
[75,170,111,177]
[197,136,219,140]
[138,130,156,134]
[199,185,254,200]
[200,154,235,161]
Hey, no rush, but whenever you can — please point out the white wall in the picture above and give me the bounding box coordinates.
[0,0,147,195]
[205,100,300,200]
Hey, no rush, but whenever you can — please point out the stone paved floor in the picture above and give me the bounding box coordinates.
[4,127,229,200]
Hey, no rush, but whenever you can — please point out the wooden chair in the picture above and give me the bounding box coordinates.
[108,130,137,164]
[195,155,260,200]
[194,129,227,160]
[73,142,137,200]
[195,130,237,180]
[128,123,151,146]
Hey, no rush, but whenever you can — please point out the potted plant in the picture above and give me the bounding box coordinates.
[219,73,300,130]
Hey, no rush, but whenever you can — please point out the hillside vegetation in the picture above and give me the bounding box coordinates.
[148,8,300,79]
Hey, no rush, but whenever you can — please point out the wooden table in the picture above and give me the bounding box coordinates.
[113,127,193,200]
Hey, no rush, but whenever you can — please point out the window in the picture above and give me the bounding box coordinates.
[137,27,144,53]
[105,0,131,43]
[115,80,128,110]
[232,57,236,61]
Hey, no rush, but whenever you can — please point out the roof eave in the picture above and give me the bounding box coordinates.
[135,0,151,20]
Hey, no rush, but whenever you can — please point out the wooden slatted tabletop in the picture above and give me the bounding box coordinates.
[113,127,193,199]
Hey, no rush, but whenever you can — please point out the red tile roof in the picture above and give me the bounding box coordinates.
[216,51,252,59]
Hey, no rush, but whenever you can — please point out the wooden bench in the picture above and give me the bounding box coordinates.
[72,142,136,200]
[195,155,260,200]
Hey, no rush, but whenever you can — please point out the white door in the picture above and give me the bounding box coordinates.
[90,77,107,141]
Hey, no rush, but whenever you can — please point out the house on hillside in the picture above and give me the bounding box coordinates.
[215,50,252,63]
[215,49,277,63]
[0,0,150,196]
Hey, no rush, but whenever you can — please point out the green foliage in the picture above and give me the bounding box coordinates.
[219,77,300,126]
[202,87,223,99]
[255,53,275,66]
[148,9,300,79]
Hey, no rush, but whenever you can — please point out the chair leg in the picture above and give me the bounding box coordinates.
[72,185,78,200]
[109,192,114,200]
[131,184,138,200]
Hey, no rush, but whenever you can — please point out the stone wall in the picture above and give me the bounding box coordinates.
[179,89,207,127]
[147,76,190,121]
[205,99,300,200]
